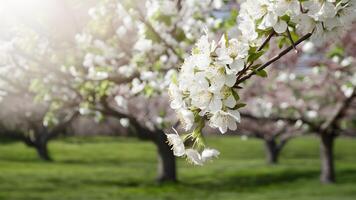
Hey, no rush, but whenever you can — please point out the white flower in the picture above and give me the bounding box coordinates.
[134,38,152,52]
[83,53,94,68]
[273,19,288,34]
[119,118,130,128]
[259,10,288,34]
[221,87,237,108]
[166,129,185,157]
[292,14,315,35]
[341,57,354,67]
[274,0,300,17]
[202,148,220,162]
[185,149,203,165]
[140,71,157,81]
[79,107,91,115]
[114,96,128,111]
[118,65,135,77]
[228,59,245,75]
[188,72,223,114]
[315,1,337,21]
[177,109,195,131]
[209,109,241,134]
[168,83,185,110]
[306,110,318,119]
[341,85,354,98]
[302,41,316,54]
[252,98,273,118]
[75,33,92,48]
[216,36,233,65]
[192,53,211,70]
[228,38,249,59]
[196,34,214,55]
[191,89,222,115]
[205,67,236,91]
[238,15,258,43]
[212,0,223,9]
[131,78,145,94]
[116,26,127,37]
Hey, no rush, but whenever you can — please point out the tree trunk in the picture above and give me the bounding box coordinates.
[320,133,335,184]
[154,131,177,183]
[107,113,177,183]
[35,137,52,161]
[265,138,279,164]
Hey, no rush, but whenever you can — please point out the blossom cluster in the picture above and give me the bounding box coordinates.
[132,0,224,96]
[238,0,356,46]
[168,0,356,163]
[169,34,244,134]
[75,0,227,129]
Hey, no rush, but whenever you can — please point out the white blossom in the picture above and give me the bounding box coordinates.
[185,149,204,165]
[166,128,185,157]
[201,148,220,162]
[119,118,130,128]
[209,109,241,134]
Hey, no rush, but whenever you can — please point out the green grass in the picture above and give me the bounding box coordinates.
[0,136,355,200]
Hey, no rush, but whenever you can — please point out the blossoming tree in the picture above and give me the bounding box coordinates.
[0,31,79,161]
[168,0,356,166]
[245,30,356,183]
[72,0,233,182]
[0,0,227,182]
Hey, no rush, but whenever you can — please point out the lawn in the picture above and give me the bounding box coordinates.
[0,136,355,200]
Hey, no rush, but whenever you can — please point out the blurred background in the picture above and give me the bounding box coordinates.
[0,0,355,199]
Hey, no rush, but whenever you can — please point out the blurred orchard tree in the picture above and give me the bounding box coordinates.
[168,0,356,172]
[236,26,356,183]
[0,0,233,182]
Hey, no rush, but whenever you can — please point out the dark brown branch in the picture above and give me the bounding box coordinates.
[236,33,313,85]
[286,29,297,51]
[258,31,275,52]
[321,88,356,132]
[235,31,276,82]
[240,112,320,132]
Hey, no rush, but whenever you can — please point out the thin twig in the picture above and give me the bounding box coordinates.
[258,31,275,52]
[286,29,298,52]
[235,31,275,82]
[236,33,312,85]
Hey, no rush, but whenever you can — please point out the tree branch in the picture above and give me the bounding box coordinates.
[321,87,356,132]
[236,33,313,85]
[258,31,275,52]
[240,112,320,132]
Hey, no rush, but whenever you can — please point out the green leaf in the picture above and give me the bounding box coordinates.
[232,89,240,101]
[223,9,238,29]
[234,103,247,109]
[251,64,261,70]
[154,14,172,26]
[224,32,229,47]
[278,37,287,49]
[280,15,290,22]
[255,69,268,78]
[174,28,186,42]
[327,46,345,58]
[247,50,265,63]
